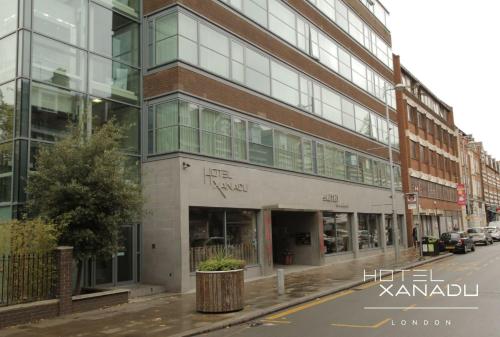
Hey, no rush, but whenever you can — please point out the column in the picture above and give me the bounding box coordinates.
[352,212,359,258]
[380,213,387,253]
[55,246,73,316]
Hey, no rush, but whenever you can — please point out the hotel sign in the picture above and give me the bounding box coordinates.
[204,168,248,199]
[322,193,349,208]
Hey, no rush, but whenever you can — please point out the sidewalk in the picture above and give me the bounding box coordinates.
[0,249,450,337]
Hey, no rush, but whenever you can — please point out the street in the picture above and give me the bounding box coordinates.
[202,243,500,337]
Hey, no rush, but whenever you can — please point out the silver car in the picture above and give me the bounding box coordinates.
[486,227,500,241]
[467,227,493,245]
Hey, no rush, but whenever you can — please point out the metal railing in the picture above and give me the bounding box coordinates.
[0,252,57,307]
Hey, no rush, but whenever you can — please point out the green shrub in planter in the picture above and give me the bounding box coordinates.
[197,256,245,271]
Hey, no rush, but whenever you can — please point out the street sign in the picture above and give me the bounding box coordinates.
[406,192,418,210]
[457,183,466,206]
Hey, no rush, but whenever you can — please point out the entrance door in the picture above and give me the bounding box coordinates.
[90,224,141,287]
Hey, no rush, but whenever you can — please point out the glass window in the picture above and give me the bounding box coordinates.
[0,82,15,142]
[323,212,351,254]
[355,106,371,136]
[201,108,231,159]
[199,24,230,78]
[274,130,302,171]
[0,0,17,37]
[271,61,299,106]
[150,100,178,154]
[245,48,270,95]
[244,0,267,27]
[268,0,296,45]
[231,40,244,83]
[89,54,139,105]
[341,98,355,130]
[30,83,84,141]
[316,143,325,175]
[178,13,198,65]
[0,142,12,202]
[233,118,247,161]
[249,122,273,166]
[358,214,379,249]
[179,101,199,153]
[351,58,367,90]
[324,144,345,179]
[32,35,87,91]
[338,48,351,80]
[360,157,373,185]
[90,3,139,66]
[189,208,257,272]
[321,88,341,124]
[335,0,348,31]
[90,99,140,154]
[345,152,360,182]
[302,139,313,174]
[153,13,177,66]
[33,0,87,47]
[0,34,17,84]
[318,36,338,72]
[94,0,140,18]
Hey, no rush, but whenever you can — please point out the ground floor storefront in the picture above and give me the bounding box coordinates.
[141,156,406,292]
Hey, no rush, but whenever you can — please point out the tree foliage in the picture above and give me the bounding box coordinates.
[2,218,59,255]
[26,121,143,263]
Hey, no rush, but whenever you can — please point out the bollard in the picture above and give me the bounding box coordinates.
[277,268,285,295]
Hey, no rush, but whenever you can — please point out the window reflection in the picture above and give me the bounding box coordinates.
[90,3,139,66]
[0,82,15,142]
[323,212,351,254]
[30,83,83,141]
[33,0,87,47]
[0,0,17,37]
[89,54,139,105]
[0,34,16,84]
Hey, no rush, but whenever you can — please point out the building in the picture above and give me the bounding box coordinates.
[481,152,500,222]
[394,61,462,245]
[142,0,406,292]
[0,0,142,286]
[457,131,486,228]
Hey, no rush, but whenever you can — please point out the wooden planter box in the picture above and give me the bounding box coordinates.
[196,269,244,313]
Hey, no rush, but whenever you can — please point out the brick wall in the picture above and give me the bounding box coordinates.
[0,300,59,329]
[72,290,130,314]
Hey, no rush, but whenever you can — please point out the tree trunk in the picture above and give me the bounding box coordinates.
[73,259,83,295]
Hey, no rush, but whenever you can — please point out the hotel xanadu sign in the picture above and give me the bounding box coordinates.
[204,168,248,198]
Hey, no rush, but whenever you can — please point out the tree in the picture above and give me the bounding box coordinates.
[26,121,143,294]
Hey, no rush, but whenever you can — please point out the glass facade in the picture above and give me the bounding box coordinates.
[147,10,399,149]
[148,98,403,190]
[358,213,380,249]
[0,0,142,213]
[218,0,396,107]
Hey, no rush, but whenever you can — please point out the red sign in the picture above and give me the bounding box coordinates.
[457,184,466,206]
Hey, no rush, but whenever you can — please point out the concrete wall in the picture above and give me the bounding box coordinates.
[142,155,406,292]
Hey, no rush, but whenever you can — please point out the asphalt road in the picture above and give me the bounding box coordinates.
[202,243,500,337]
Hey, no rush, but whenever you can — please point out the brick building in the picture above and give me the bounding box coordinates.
[142,0,406,292]
[394,61,462,246]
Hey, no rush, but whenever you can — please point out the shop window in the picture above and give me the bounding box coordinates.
[358,214,380,249]
[189,208,258,272]
[323,212,351,254]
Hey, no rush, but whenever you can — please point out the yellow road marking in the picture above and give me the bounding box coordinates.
[265,290,354,320]
[403,304,417,311]
[331,318,391,329]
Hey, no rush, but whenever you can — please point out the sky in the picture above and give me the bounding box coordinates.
[383,0,500,159]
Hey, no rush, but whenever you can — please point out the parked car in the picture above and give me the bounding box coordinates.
[440,232,475,253]
[467,227,493,245]
[488,221,500,229]
[486,227,500,241]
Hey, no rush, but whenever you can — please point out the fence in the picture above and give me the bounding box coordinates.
[0,252,57,307]
[190,243,258,272]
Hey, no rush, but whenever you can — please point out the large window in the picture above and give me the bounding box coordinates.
[323,212,351,254]
[148,98,403,190]
[249,122,273,166]
[0,34,17,84]
[0,0,17,37]
[33,0,87,47]
[199,24,230,78]
[189,208,258,272]
[0,142,12,203]
[95,0,140,18]
[90,3,139,66]
[0,82,14,142]
[90,99,140,154]
[89,54,139,104]
[358,214,380,249]
[32,35,87,91]
[30,83,84,141]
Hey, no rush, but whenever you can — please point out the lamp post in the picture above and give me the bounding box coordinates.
[383,83,408,265]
